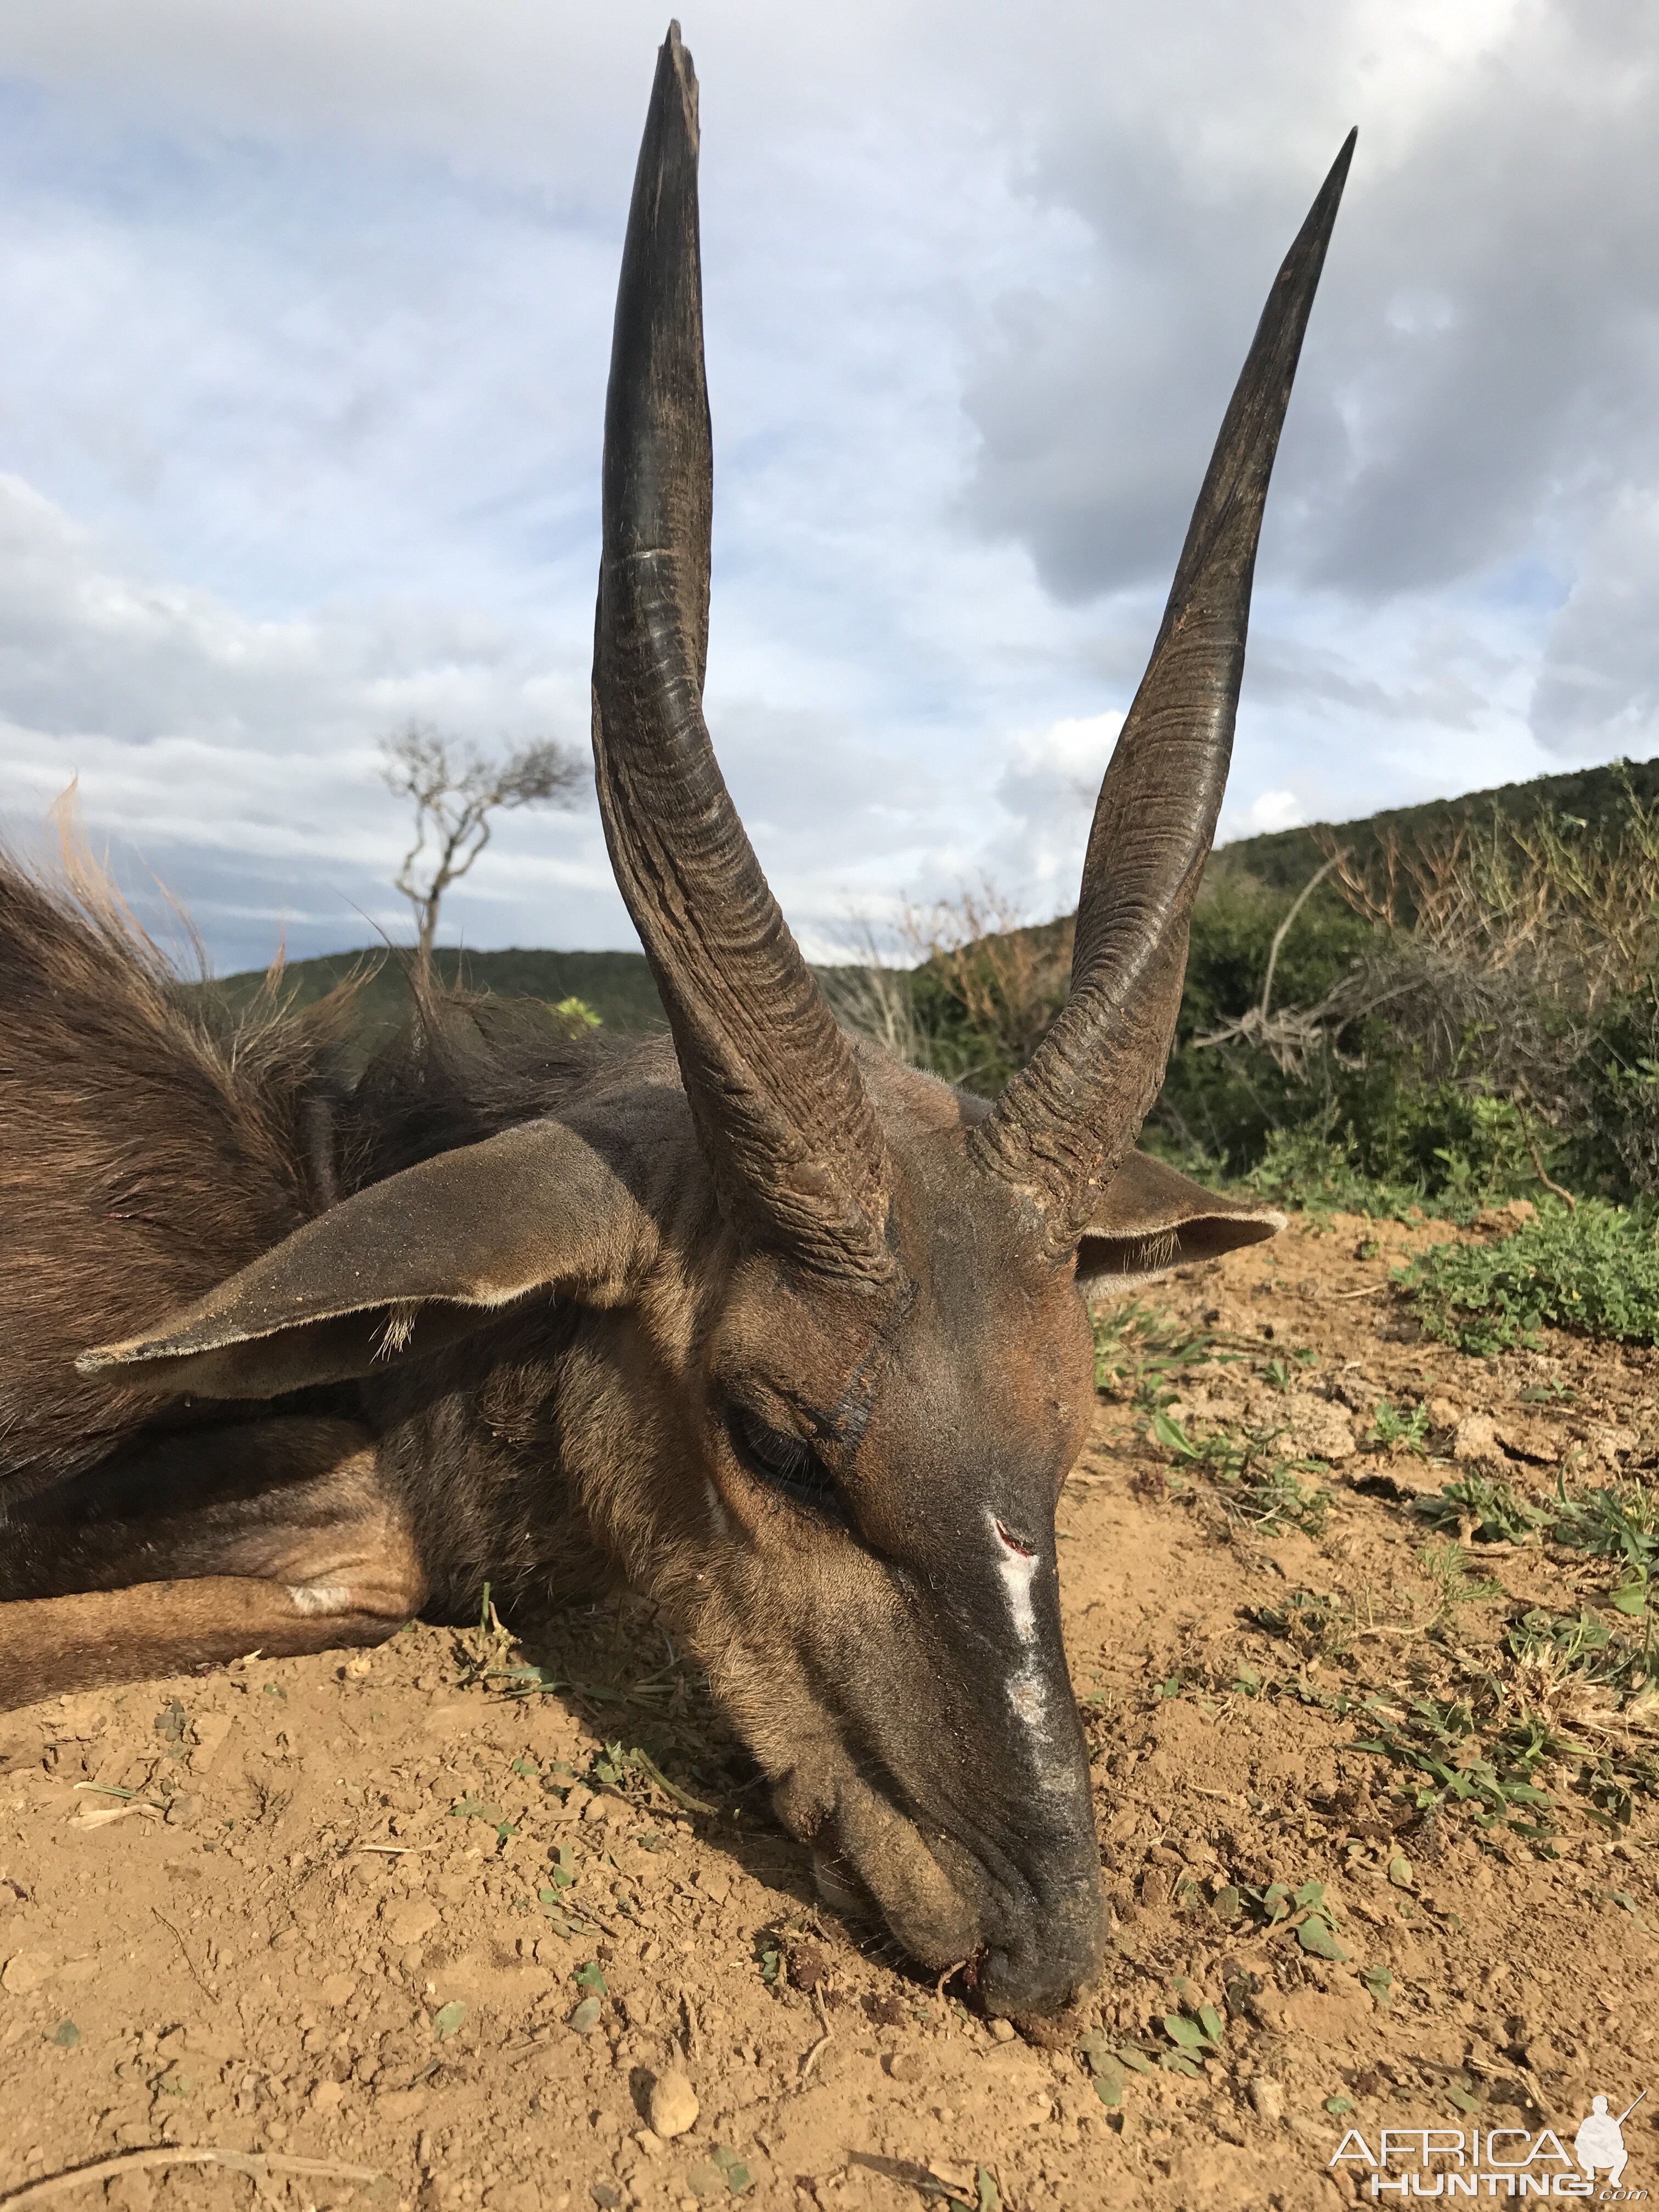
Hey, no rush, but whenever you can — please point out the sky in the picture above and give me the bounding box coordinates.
[0,0,1655,971]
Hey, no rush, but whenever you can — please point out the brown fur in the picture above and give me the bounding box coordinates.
[0,847,360,1493]
[0,845,1288,2015]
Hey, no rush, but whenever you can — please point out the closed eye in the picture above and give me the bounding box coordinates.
[729,1404,846,1524]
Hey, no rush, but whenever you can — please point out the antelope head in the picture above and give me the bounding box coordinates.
[585,27,1349,2012]
[82,26,1351,2018]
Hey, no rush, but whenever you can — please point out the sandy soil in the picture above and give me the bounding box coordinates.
[2,1210,1655,2212]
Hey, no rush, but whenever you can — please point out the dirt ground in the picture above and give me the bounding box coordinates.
[3,1208,1656,2212]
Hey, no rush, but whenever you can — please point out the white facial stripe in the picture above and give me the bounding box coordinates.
[994,1541,1039,1646]
[704,1476,731,1538]
[988,1512,1073,1788]
[288,1583,354,1617]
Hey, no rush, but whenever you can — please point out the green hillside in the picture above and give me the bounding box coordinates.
[215,946,668,1041]
[1209,754,1659,893]
[215,757,1657,1107]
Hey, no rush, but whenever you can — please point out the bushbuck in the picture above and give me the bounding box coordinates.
[0,26,1351,2018]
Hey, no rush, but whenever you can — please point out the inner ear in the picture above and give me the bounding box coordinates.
[1076,1150,1283,1300]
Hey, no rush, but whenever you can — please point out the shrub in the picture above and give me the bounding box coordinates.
[1398,1200,1659,1353]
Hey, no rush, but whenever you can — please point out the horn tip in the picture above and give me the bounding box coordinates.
[658,19,699,141]
[1315,127,1358,215]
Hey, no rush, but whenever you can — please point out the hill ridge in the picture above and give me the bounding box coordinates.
[215,753,1659,1029]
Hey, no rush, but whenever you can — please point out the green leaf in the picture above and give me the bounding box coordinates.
[1361,1965,1394,2007]
[1324,2096,1354,2117]
[568,1994,603,2035]
[1447,2087,1481,2115]
[1262,1883,1293,1921]
[449,1797,506,1824]
[1501,1782,1552,1806]
[1212,1885,1243,1919]
[1115,2045,1155,2074]
[976,2170,1002,2212]
[1152,1412,1199,1458]
[1159,2051,1203,2077]
[1387,1854,1413,1888]
[1610,1581,1647,1616]
[432,2001,467,2040]
[1198,2005,1225,2047]
[1090,2059,1126,2108]
[1293,1880,1326,1908]
[1162,2013,1206,2053]
[51,2020,80,2048]
[1295,1916,1350,1961]
[575,1959,608,1993]
[760,1947,781,1985]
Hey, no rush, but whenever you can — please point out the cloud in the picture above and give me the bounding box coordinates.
[0,1,1651,978]
[1241,789,1306,835]
[1532,490,1659,757]
[989,711,1124,907]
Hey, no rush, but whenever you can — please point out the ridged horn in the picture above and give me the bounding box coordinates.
[970,131,1356,1246]
[592,23,893,1281]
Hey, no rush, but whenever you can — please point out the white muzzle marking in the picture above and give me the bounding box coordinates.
[990,1513,1070,1789]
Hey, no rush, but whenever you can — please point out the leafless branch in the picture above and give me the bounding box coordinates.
[379,720,588,967]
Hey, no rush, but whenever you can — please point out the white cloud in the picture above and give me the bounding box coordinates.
[985,710,1126,908]
[0,2,1651,976]
[1241,789,1306,834]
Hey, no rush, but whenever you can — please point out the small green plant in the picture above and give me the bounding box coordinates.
[1398,1199,1659,1353]
[1370,1398,1431,1455]
[1150,1412,1333,1535]
[1414,1474,1553,1546]
[1250,1588,1352,1661]
[1506,1606,1651,1695]
[1552,1476,1658,1597]
[1210,1875,1346,1952]
[1418,1472,1657,1615]
[1160,2003,1227,2074]
[1091,1302,1240,1404]
[1352,1695,1556,1830]
[1417,1541,1505,1617]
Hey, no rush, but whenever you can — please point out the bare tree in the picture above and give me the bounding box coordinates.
[379,722,588,964]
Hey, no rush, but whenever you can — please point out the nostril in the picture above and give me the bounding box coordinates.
[994,1517,1037,1559]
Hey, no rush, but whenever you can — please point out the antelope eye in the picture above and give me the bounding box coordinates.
[729,1404,844,1522]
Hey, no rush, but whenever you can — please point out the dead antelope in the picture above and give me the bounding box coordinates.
[0,27,1350,2018]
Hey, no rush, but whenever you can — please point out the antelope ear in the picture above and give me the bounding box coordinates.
[1077,1151,1283,1300]
[76,1118,656,1399]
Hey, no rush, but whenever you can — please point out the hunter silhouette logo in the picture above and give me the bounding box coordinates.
[1329,2090,1649,2197]
[1576,2094,1646,2193]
